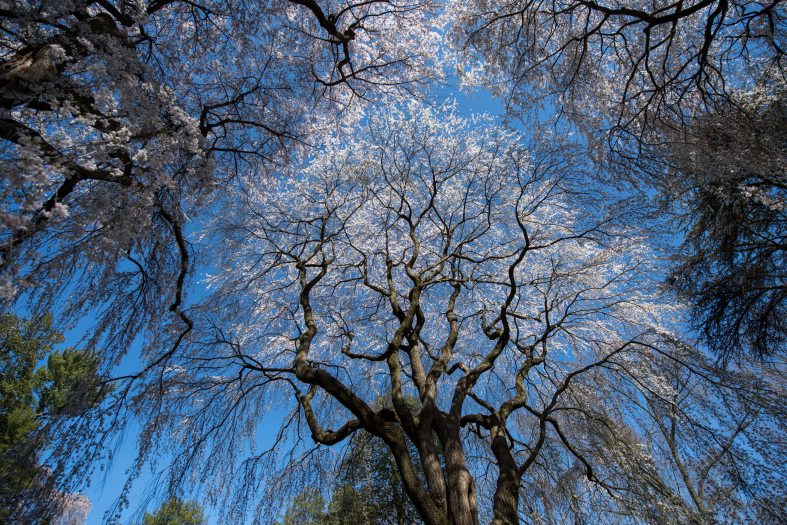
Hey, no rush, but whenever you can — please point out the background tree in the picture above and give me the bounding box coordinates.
[662,86,786,359]
[330,429,422,525]
[0,313,106,524]
[141,497,206,525]
[278,403,423,525]
[275,488,327,525]
[51,493,91,525]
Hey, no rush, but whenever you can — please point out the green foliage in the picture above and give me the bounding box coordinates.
[332,432,421,525]
[0,312,107,522]
[324,484,373,524]
[277,428,423,525]
[37,348,106,417]
[277,395,423,524]
[0,314,63,455]
[141,497,206,525]
[277,396,424,524]
[275,488,327,525]
[1,313,63,496]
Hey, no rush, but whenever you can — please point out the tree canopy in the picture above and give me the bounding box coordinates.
[445,0,785,148]
[0,1,784,524]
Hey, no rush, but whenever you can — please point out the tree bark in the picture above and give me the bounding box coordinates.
[417,399,449,515]
[435,416,479,525]
[490,432,520,525]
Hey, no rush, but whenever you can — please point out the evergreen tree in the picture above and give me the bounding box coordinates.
[330,431,422,525]
[0,313,106,523]
[141,497,206,525]
[278,427,424,525]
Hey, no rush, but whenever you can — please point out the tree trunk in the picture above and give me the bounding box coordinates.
[436,418,479,525]
[490,432,520,525]
[388,435,450,525]
[418,400,448,515]
[490,471,519,525]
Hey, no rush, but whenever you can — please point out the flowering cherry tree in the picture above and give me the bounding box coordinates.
[445,0,785,147]
[113,102,751,524]
[0,2,439,519]
[0,0,440,348]
[443,0,786,361]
